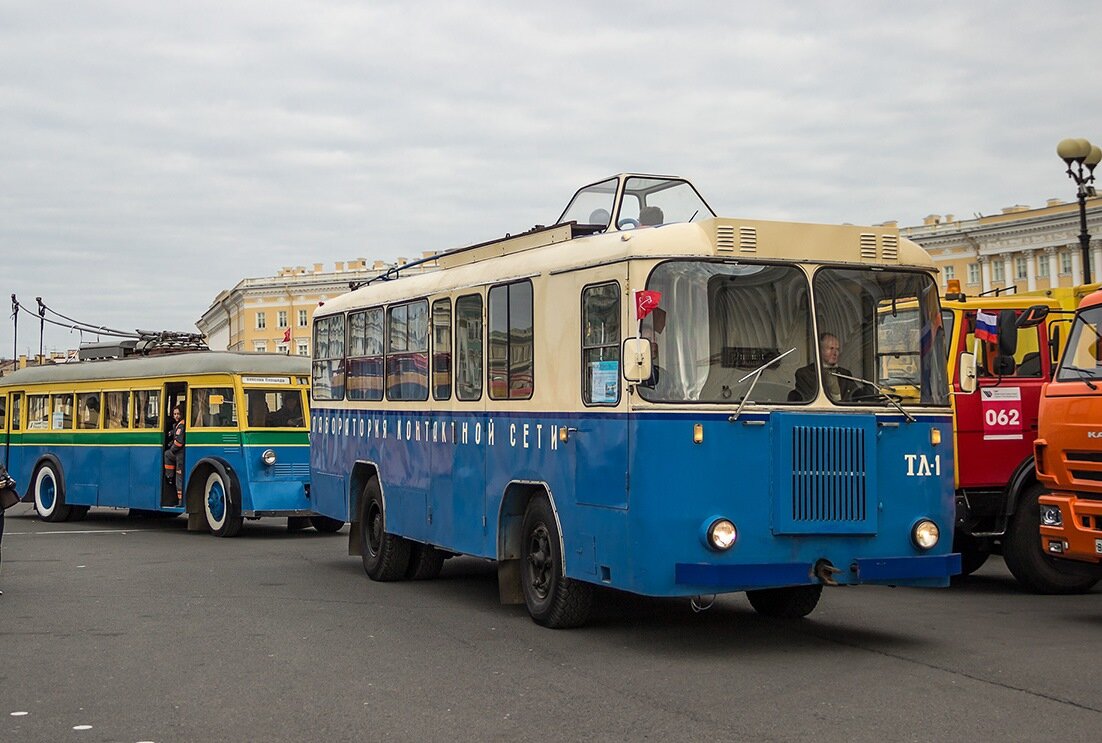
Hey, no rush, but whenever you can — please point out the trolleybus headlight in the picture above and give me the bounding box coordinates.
[911,519,940,550]
[261,449,277,466]
[1039,505,1063,527]
[705,518,738,551]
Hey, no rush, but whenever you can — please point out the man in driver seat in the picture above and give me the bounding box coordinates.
[795,332,857,402]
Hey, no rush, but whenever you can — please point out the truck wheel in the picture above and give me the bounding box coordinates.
[746,584,823,618]
[359,479,410,581]
[34,463,72,522]
[1003,483,1100,594]
[521,496,593,628]
[405,543,446,580]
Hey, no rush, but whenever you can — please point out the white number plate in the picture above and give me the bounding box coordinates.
[1095,539,1102,555]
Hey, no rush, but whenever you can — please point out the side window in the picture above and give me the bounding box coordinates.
[10,393,21,431]
[28,394,49,429]
[582,282,621,405]
[347,308,384,402]
[190,387,237,427]
[386,300,429,401]
[51,393,74,429]
[488,280,534,400]
[456,294,483,401]
[966,310,1044,378]
[104,391,130,429]
[312,314,346,401]
[0,394,6,432]
[133,390,161,429]
[78,392,101,429]
[432,299,452,400]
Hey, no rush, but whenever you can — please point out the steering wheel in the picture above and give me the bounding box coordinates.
[617,218,640,230]
[850,391,904,403]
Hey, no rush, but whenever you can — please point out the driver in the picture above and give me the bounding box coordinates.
[794,332,857,402]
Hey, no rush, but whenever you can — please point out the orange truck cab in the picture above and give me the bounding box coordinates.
[943,280,1099,592]
[1035,289,1102,586]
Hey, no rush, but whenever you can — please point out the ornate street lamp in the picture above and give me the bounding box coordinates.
[1057,137,1102,284]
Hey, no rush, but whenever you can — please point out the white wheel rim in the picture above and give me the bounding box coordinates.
[35,467,57,517]
[203,472,228,531]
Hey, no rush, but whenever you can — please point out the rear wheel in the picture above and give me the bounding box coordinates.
[203,471,243,538]
[746,584,823,618]
[359,479,410,581]
[34,463,72,522]
[405,543,446,580]
[521,496,593,628]
[310,515,344,533]
[1003,483,1099,594]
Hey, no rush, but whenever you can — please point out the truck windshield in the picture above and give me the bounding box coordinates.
[1056,305,1102,382]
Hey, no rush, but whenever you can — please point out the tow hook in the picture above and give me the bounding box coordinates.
[813,559,841,586]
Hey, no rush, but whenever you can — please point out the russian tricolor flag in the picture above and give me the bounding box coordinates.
[975,310,998,343]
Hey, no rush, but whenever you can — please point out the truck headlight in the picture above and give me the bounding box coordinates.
[912,519,940,550]
[261,449,277,466]
[1039,504,1063,527]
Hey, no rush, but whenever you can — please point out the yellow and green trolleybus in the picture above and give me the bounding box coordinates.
[0,351,340,536]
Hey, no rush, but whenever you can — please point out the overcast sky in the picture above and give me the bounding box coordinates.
[3,1,1101,354]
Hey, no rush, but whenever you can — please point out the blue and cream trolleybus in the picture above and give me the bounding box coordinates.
[0,351,339,537]
[309,173,963,627]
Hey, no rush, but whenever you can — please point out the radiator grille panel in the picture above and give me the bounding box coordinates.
[791,425,867,521]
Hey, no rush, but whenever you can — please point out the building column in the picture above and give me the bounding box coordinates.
[1026,249,1037,291]
[1047,249,1059,289]
[980,256,992,294]
[1002,256,1013,290]
[1072,249,1083,287]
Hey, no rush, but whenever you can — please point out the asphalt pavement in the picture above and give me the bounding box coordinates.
[2,502,1100,743]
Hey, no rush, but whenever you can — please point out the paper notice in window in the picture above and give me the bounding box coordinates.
[590,361,619,403]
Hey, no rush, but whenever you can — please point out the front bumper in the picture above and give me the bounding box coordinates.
[674,553,961,590]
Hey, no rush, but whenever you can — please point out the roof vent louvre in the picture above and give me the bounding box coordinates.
[881,234,899,261]
[859,233,878,260]
[739,226,758,253]
[716,225,736,252]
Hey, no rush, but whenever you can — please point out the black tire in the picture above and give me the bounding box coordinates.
[405,543,446,580]
[33,463,72,522]
[1003,483,1100,594]
[202,471,243,538]
[521,496,593,628]
[359,479,411,581]
[310,515,344,533]
[746,584,823,618]
[958,550,990,577]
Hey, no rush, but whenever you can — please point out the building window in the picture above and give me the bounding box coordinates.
[1061,252,1072,275]
[278,311,288,327]
[1038,256,1050,278]
[277,344,289,354]
[298,309,308,327]
[488,280,534,400]
[967,263,980,285]
[254,342,267,353]
[943,265,956,281]
[993,261,1004,282]
[1015,256,1028,280]
[256,311,267,329]
[297,342,308,356]
[581,282,621,405]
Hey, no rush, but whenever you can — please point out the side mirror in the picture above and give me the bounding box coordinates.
[1016,304,1049,328]
[622,338,653,382]
[997,310,1018,356]
[959,351,977,394]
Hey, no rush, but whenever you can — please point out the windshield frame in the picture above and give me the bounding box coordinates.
[1056,305,1102,382]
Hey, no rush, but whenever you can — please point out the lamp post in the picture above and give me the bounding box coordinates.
[1057,137,1102,284]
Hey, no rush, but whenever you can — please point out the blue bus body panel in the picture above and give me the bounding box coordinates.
[311,407,958,596]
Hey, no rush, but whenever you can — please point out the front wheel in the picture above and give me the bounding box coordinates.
[359,479,410,581]
[405,543,446,580]
[1003,484,1099,594]
[203,471,243,538]
[746,584,823,618]
[310,515,344,533]
[521,496,593,628]
[34,463,72,522]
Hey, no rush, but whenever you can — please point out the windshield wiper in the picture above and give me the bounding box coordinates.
[1062,365,1099,390]
[728,348,796,422]
[831,371,916,423]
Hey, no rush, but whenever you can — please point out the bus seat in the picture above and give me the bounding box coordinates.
[1017,351,1041,377]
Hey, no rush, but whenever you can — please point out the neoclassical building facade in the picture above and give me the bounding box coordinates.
[901,196,1102,294]
[196,255,438,354]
